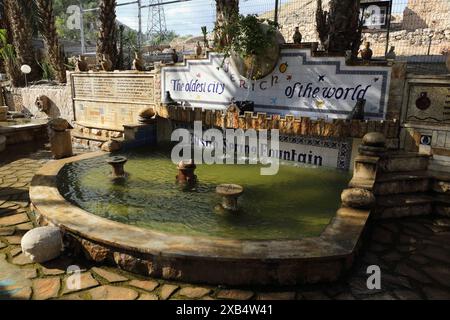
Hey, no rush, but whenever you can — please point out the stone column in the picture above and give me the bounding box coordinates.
[344,132,385,209]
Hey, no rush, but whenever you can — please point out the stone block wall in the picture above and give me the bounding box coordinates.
[387,62,408,120]
[4,83,73,121]
[364,29,450,57]
[399,74,450,171]
[261,0,450,58]
[402,0,450,31]
[156,103,400,142]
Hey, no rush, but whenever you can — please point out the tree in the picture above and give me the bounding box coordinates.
[214,0,239,48]
[3,0,41,84]
[35,0,67,83]
[316,0,362,56]
[97,0,118,68]
[53,0,98,42]
[0,29,21,86]
[316,0,329,46]
[150,30,179,46]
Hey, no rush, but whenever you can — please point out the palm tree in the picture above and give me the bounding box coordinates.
[316,0,361,56]
[0,29,21,87]
[3,0,41,83]
[215,0,239,48]
[97,0,118,69]
[327,0,361,54]
[35,0,66,83]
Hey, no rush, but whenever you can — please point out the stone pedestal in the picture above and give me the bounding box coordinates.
[0,135,5,152]
[0,106,8,121]
[106,156,128,178]
[50,130,73,159]
[216,184,244,212]
[176,160,197,185]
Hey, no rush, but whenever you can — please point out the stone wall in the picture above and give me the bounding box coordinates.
[399,75,450,172]
[155,104,400,142]
[364,29,450,57]
[261,0,450,58]
[5,84,73,121]
[402,0,450,31]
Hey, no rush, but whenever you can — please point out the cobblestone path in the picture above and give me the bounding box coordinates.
[1,147,450,300]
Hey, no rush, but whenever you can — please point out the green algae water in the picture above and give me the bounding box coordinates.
[58,146,350,240]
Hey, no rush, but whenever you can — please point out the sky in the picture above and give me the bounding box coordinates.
[115,0,409,36]
[115,0,299,36]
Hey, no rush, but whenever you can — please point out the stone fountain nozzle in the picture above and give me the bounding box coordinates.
[176,159,197,185]
[107,156,128,179]
[216,184,244,212]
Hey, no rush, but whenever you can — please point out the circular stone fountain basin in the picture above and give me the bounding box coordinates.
[57,147,349,240]
[30,148,370,286]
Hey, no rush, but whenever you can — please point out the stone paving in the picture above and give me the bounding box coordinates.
[1,145,450,300]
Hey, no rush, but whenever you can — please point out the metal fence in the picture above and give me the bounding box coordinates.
[56,0,449,74]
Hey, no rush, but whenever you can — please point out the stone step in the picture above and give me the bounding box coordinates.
[379,152,429,173]
[432,194,450,217]
[373,171,430,195]
[373,193,433,219]
[428,155,450,174]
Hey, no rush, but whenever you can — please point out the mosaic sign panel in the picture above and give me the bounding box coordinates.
[173,122,352,170]
[71,73,156,130]
[161,49,391,120]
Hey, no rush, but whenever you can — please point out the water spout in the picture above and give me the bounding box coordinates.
[216,184,244,212]
[106,156,128,179]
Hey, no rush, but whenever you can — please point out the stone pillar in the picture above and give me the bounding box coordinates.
[345,132,385,209]
[0,106,8,121]
[50,130,73,159]
[48,118,74,159]
[387,61,407,121]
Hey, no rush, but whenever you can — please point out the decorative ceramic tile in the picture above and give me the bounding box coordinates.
[162,49,391,120]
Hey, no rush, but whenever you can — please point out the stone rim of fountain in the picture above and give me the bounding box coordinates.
[30,151,370,286]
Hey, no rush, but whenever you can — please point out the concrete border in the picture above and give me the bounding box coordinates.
[30,152,370,285]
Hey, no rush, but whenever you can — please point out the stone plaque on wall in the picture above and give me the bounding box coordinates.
[405,82,450,123]
[71,72,156,130]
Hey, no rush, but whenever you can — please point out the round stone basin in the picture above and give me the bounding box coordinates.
[30,148,370,285]
[57,146,350,240]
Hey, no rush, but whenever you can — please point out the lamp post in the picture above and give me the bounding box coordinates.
[20,65,31,87]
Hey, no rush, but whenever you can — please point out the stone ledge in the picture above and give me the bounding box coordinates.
[29,152,370,286]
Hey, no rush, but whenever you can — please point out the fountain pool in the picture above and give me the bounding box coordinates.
[30,146,369,285]
[57,146,350,241]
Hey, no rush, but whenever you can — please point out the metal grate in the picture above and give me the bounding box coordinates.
[52,0,449,74]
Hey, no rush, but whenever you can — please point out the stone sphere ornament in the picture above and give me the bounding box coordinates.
[48,118,73,132]
[138,107,156,123]
[341,188,375,209]
[21,226,63,263]
[362,132,386,147]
